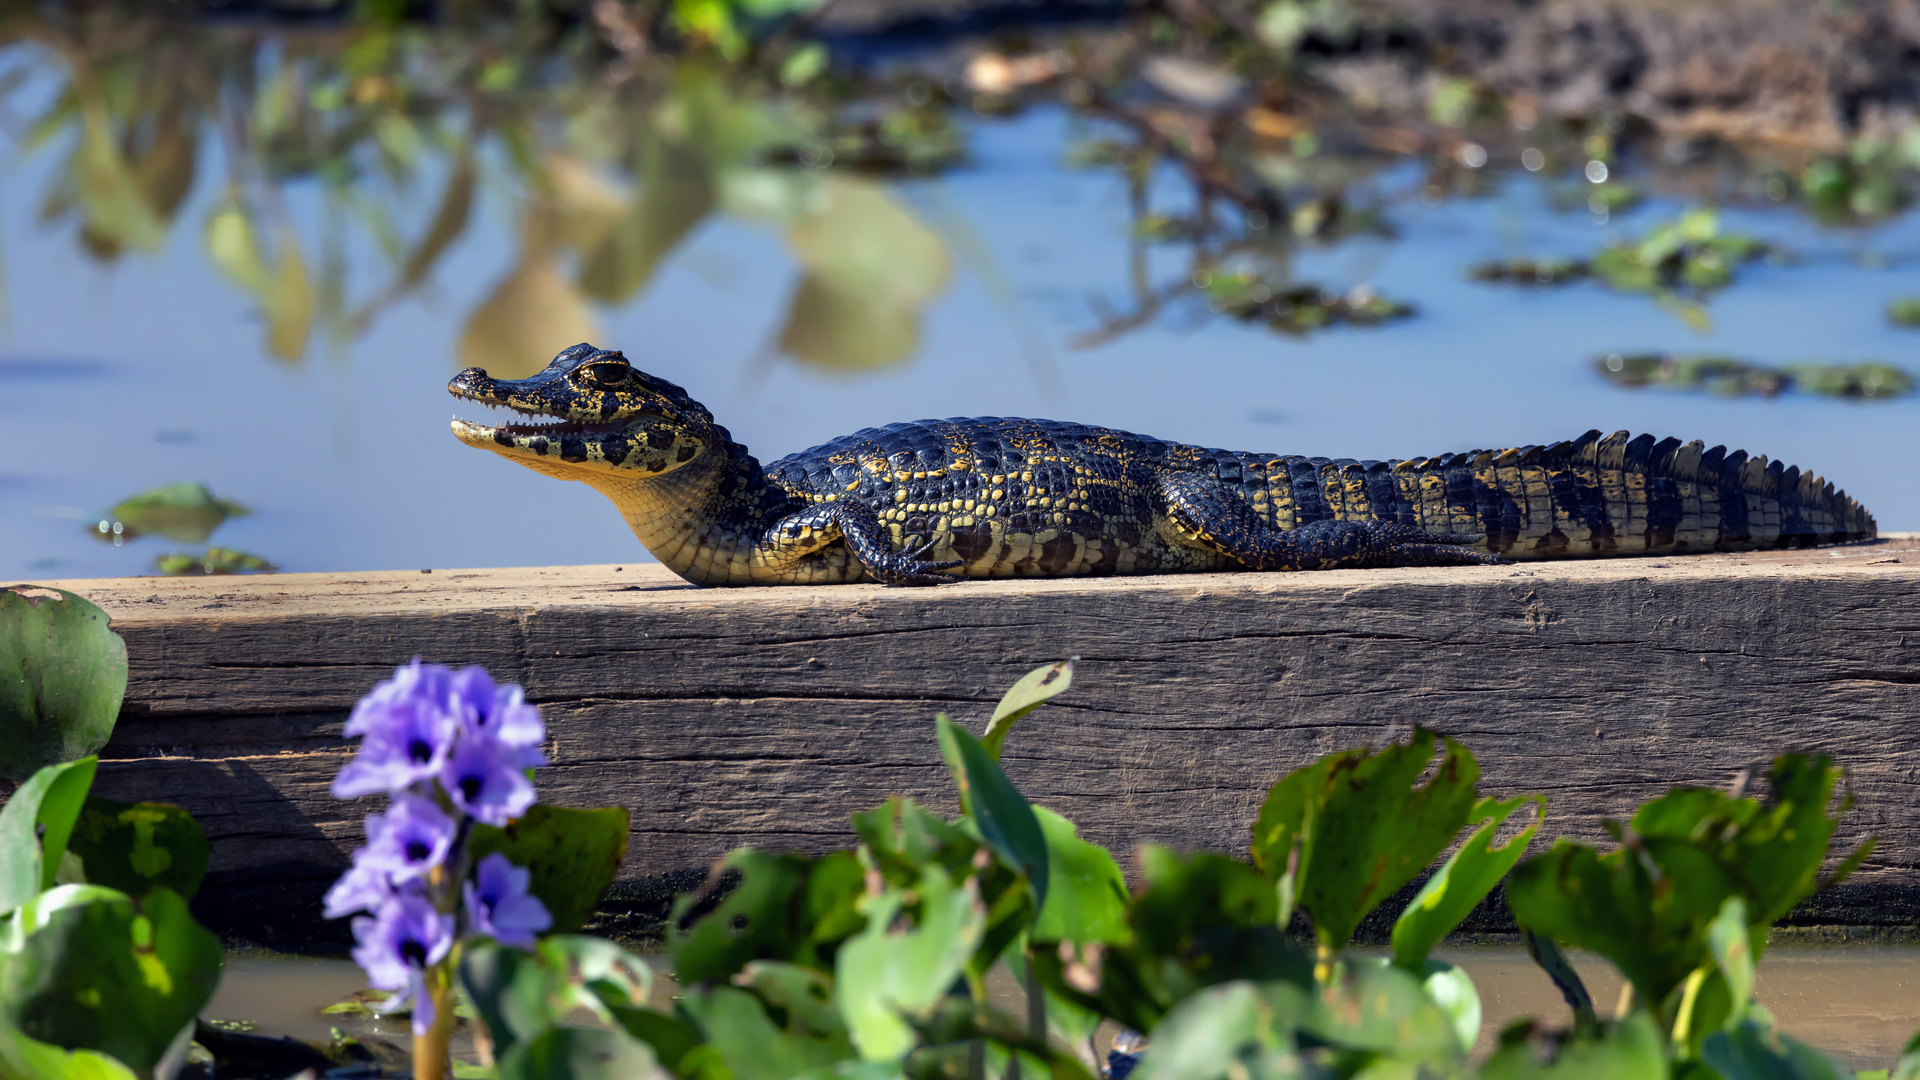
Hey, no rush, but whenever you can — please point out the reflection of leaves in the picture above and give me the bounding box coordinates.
[578,140,715,303]
[460,207,600,379]
[547,156,630,253]
[777,178,950,372]
[203,198,316,361]
[70,94,165,258]
[103,482,250,544]
[153,548,278,576]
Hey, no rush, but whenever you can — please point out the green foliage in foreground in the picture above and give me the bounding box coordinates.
[451,661,1908,1080]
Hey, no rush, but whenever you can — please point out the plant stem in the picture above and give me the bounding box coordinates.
[414,961,459,1080]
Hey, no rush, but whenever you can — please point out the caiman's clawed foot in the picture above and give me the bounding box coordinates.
[1286,520,1511,570]
[863,536,965,587]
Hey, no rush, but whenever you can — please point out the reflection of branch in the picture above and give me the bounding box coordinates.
[1080,95,1285,221]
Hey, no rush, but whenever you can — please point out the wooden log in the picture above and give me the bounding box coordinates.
[31,535,1920,949]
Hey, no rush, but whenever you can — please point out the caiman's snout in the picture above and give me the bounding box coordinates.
[448,367,498,401]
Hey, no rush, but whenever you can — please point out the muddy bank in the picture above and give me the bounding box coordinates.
[817,0,1920,147]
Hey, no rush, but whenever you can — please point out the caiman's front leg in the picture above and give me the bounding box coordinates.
[1160,474,1510,570]
[760,500,965,586]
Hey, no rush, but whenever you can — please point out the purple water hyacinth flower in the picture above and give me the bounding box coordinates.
[358,796,457,883]
[332,695,460,799]
[323,854,393,919]
[440,734,537,826]
[464,852,553,947]
[449,667,548,755]
[350,888,454,1035]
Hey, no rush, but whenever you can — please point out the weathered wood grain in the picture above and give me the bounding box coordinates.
[31,536,1920,948]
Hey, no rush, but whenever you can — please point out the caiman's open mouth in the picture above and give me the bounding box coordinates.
[450,402,633,439]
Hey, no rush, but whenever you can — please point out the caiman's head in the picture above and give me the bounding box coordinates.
[449,343,715,483]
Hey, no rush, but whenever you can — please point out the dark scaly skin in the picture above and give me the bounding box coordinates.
[449,344,1879,588]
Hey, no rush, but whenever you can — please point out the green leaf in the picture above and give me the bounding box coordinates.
[1129,981,1296,1080]
[497,1026,660,1080]
[670,849,810,985]
[980,660,1074,761]
[1707,895,1755,1027]
[205,197,270,295]
[603,1005,703,1076]
[2,886,222,1076]
[66,797,209,899]
[0,587,125,784]
[458,939,563,1057]
[736,960,847,1040]
[468,804,630,934]
[1418,960,1483,1054]
[834,865,985,1061]
[0,758,99,909]
[1480,1011,1669,1079]
[852,797,979,884]
[1701,1019,1848,1080]
[1509,836,1743,1008]
[1392,795,1543,968]
[1031,806,1130,945]
[936,716,1049,907]
[678,984,854,1079]
[1251,729,1480,949]
[103,483,251,545]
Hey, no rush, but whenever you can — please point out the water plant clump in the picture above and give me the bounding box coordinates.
[1587,207,1768,294]
[1889,297,1920,327]
[1597,353,1915,401]
[1203,273,1414,334]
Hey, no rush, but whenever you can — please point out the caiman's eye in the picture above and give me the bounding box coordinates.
[579,362,630,389]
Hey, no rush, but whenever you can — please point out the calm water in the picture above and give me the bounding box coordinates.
[4,106,1918,582]
[211,944,1920,1070]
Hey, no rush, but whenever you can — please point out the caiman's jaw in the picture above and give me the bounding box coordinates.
[448,343,711,481]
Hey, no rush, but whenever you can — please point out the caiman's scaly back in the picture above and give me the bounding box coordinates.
[451,344,1877,587]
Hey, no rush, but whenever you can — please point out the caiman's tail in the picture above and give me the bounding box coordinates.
[1276,429,1876,559]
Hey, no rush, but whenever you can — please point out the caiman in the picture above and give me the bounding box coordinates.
[449,343,1877,587]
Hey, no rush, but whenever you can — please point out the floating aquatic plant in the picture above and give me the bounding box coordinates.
[1596,353,1913,400]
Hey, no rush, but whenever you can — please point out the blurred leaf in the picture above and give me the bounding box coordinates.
[73,100,163,256]
[1129,981,1295,1080]
[735,960,846,1040]
[0,759,99,908]
[0,585,124,784]
[579,139,714,303]
[2,886,222,1076]
[1251,728,1480,949]
[834,866,985,1061]
[1888,298,1920,327]
[1392,794,1543,969]
[205,197,270,295]
[460,229,600,380]
[669,849,810,985]
[1419,959,1483,1054]
[936,716,1048,905]
[1480,1011,1668,1079]
[776,275,923,372]
[1293,958,1461,1058]
[1707,895,1754,1027]
[1701,1019,1847,1080]
[396,146,476,292]
[1031,806,1129,946]
[547,156,630,253]
[265,229,315,362]
[980,659,1073,761]
[777,178,950,372]
[458,939,563,1057]
[105,482,249,544]
[497,1026,660,1080]
[678,985,853,1079]
[469,804,630,934]
[67,797,209,900]
[852,796,979,885]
